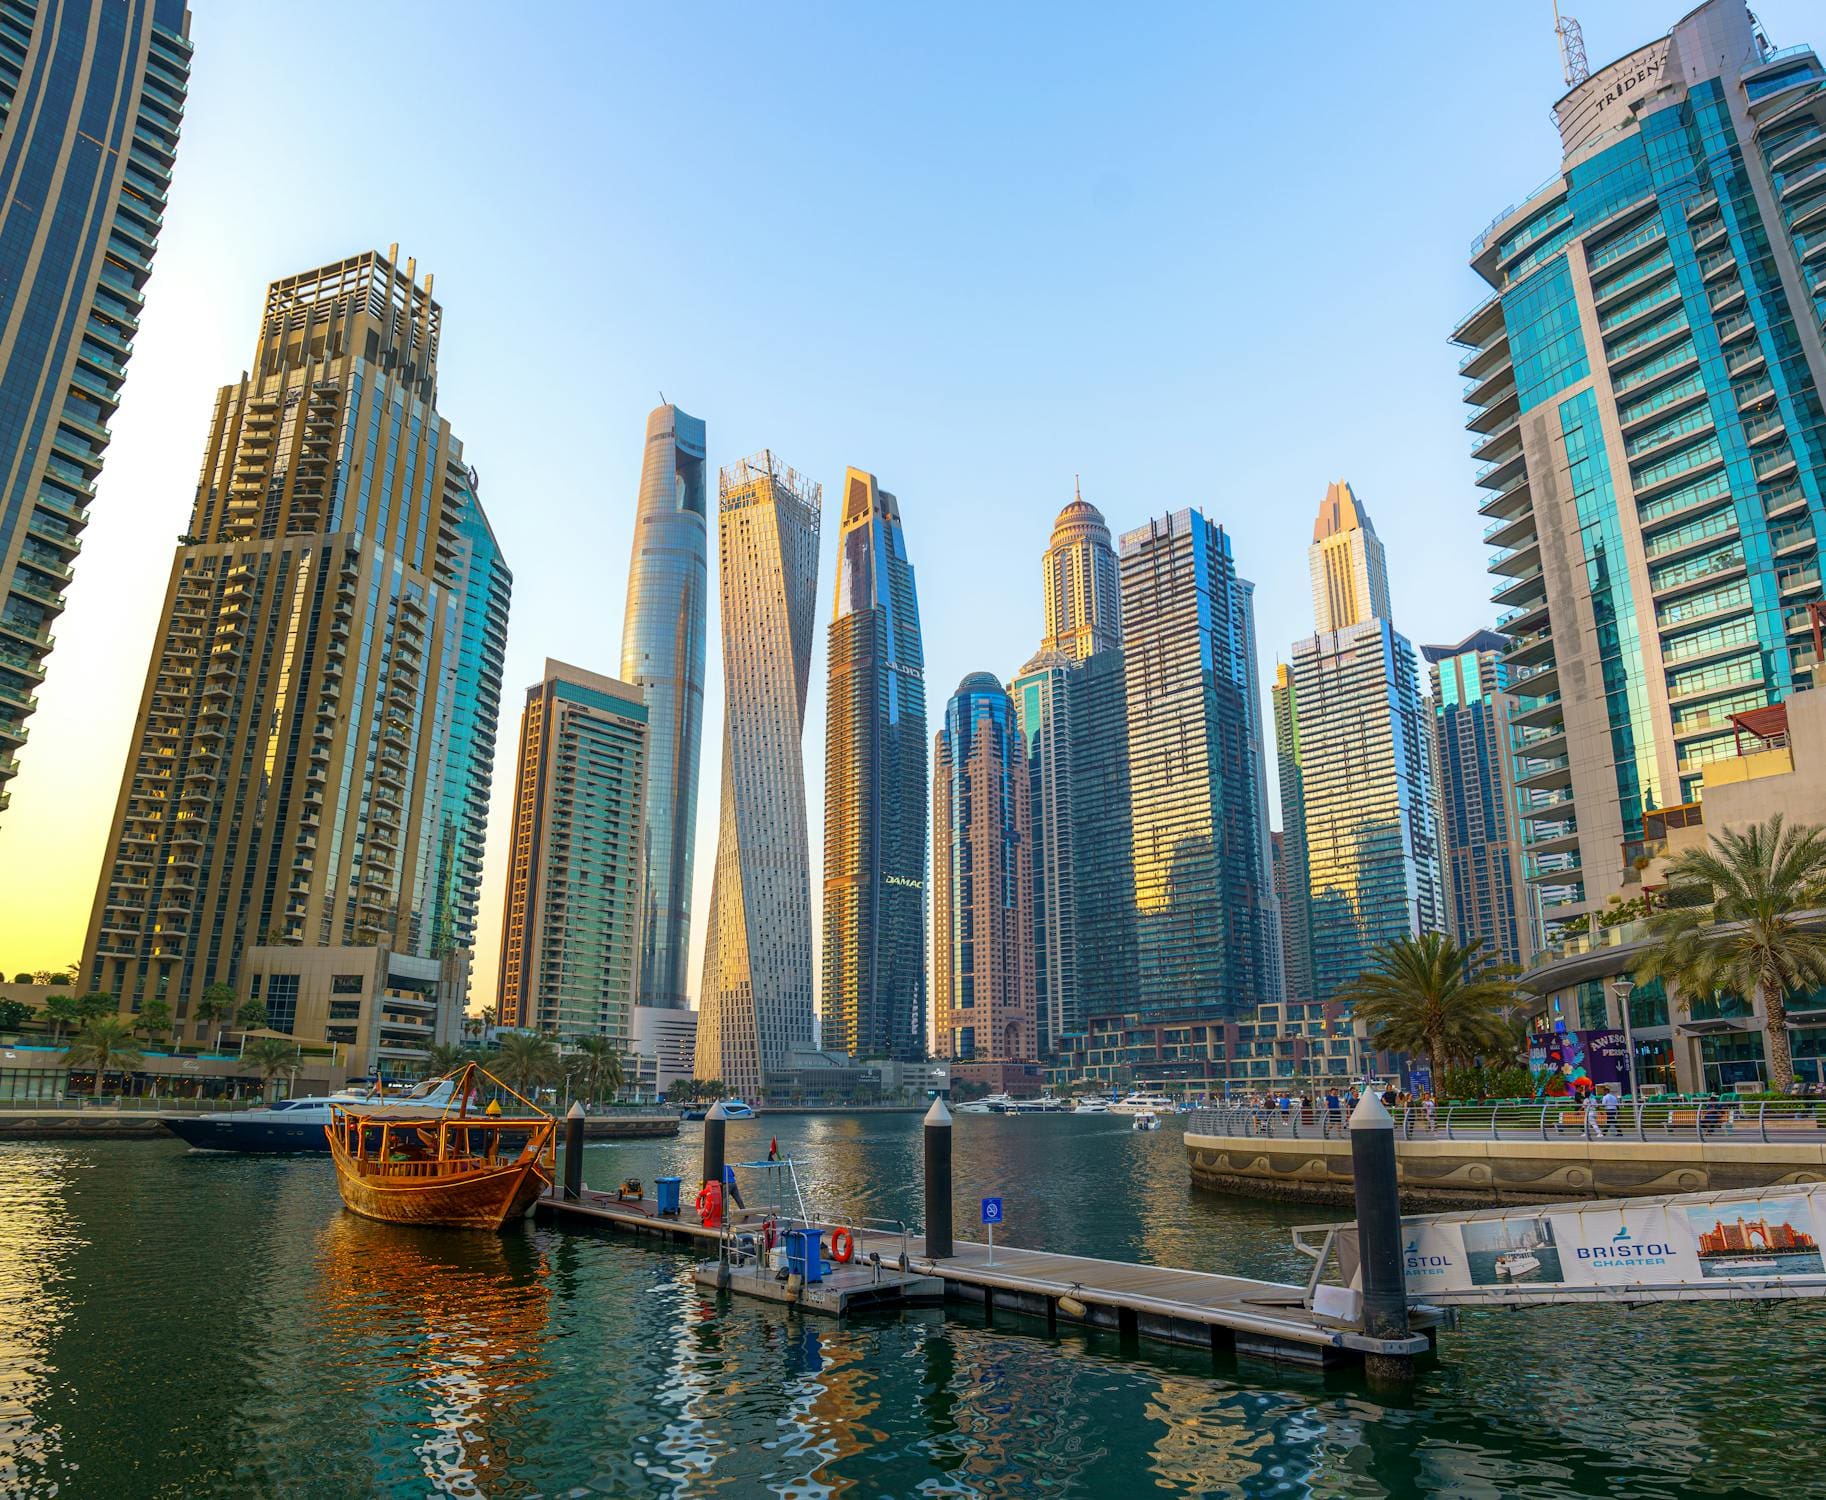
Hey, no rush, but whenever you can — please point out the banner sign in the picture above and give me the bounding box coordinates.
[1343,1183,1826,1305]
[1529,1028,1627,1097]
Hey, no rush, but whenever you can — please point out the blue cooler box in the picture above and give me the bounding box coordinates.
[655,1176,682,1217]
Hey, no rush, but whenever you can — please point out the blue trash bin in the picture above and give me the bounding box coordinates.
[784,1227,825,1284]
[655,1175,681,1218]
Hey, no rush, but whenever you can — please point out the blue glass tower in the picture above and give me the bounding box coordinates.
[0,0,191,813]
[1454,0,1826,936]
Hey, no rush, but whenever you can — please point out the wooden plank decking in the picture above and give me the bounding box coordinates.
[535,1189,1435,1368]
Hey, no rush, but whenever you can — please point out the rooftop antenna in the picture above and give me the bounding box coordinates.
[1554,1,1590,88]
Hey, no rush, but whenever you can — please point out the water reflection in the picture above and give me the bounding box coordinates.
[312,1213,551,1496]
[0,1149,78,1491]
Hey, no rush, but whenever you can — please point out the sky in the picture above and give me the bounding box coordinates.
[0,0,1810,1003]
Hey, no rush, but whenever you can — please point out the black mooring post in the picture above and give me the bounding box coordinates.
[924,1096,953,1258]
[702,1101,728,1214]
[562,1101,585,1201]
[1349,1092,1414,1387]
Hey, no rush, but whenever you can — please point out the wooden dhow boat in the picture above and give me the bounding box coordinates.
[326,1063,556,1230]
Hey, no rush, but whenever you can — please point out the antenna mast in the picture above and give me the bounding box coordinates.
[1554,1,1590,88]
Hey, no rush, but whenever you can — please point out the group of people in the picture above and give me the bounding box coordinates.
[1238,1087,1439,1136]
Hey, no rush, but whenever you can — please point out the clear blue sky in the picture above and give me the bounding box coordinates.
[1,0,1810,1002]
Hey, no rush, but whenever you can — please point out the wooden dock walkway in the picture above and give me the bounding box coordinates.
[534,1189,1435,1368]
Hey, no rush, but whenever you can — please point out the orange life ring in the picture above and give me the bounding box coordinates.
[830,1226,855,1263]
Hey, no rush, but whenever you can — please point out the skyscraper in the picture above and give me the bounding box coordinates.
[1277,485,1443,1003]
[0,0,191,814]
[1013,489,1135,1055]
[1118,509,1274,1017]
[82,251,497,1041]
[1041,483,1122,659]
[1308,479,1391,633]
[823,468,926,1062]
[497,661,648,1040]
[933,673,1036,1064]
[620,403,707,1011]
[1453,0,1826,935]
[1424,632,1533,972]
[695,453,820,1101]
[1272,665,1314,1002]
[428,469,511,1001]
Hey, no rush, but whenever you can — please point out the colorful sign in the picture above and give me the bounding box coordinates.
[1530,1028,1627,1097]
[1347,1184,1826,1303]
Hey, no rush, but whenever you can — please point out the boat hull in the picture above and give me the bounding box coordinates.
[329,1141,549,1231]
[163,1116,333,1153]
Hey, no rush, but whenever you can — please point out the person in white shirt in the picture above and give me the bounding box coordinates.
[1583,1093,1600,1139]
[1602,1089,1621,1136]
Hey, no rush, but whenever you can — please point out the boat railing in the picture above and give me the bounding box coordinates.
[1187,1100,1826,1144]
[717,1211,913,1276]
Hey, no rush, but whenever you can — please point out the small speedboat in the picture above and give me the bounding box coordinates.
[1494,1251,1541,1279]
[1132,1110,1161,1131]
[719,1099,756,1120]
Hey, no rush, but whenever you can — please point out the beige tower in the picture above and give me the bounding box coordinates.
[1308,479,1392,633]
[83,251,489,1059]
[1040,481,1121,660]
[694,453,822,1101]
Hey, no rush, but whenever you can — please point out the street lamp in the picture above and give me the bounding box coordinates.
[1610,980,1640,1101]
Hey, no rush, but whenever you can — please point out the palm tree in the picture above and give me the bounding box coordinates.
[493,1031,558,1095]
[243,1036,303,1101]
[1334,932,1521,1091]
[64,1018,144,1099]
[42,993,80,1046]
[426,1042,469,1076]
[195,983,236,1050]
[1636,814,1826,1095]
[567,1035,626,1105]
[136,997,173,1051]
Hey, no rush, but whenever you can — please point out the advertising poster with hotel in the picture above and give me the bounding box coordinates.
[1545,1203,1700,1287]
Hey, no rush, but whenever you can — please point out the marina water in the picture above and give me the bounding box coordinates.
[1,1113,1816,1496]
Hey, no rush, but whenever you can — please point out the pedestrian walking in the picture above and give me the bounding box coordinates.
[1422,1094,1436,1132]
[1583,1093,1600,1140]
[1602,1090,1621,1136]
[1323,1089,1341,1138]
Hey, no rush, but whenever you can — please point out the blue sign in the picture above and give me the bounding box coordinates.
[981,1197,1003,1225]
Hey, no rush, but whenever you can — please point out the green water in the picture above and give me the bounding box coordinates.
[0,1113,1816,1497]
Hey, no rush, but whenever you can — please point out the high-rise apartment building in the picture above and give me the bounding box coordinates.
[695,453,820,1101]
[1309,479,1392,634]
[1424,631,1533,972]
[496,661,648,1040]
[1013,490,1136,1055]
[1272,667,1314,1002]
[823,468,926,1062]
[1042,484,1122,660]
[933,672,1036,1064]
[619,403,707,1011]
[1453,0,1826,932]
[82,251,500,1047]
[432,470,511,998]
[0,0,191,813]
[1118,509,1274,1018]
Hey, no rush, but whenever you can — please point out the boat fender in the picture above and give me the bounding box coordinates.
[761,1216,777,1251]
[695,1180,723,1229]
[1058,1291,1089,1319]
[830,1226,856,1263]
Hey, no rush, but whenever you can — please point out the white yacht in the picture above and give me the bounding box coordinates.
[1131,1109,1161,1132]
[1071,1096,1111,1114]
[953,1094,1013,1115]
[1003,1094,1070,1114]
[719,1099,757,1120]
[1494,1251,1542,1280]
[1109,1091,1176,1116]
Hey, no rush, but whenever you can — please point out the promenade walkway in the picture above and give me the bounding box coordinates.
[1190,1100,1826,1146]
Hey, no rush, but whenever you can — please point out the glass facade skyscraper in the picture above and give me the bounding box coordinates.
[823,469,926,1062]
[82,251,495,1040]
[620,403,707,1011]
[1277,484,1443,1005]
[0,0,190,814]
[695,453,820,1101]
[1454,0,1826,932]
[497,661,648,1040]
[933,672,1035,1063]
[1424,631,1533,973]
[1013,490,1136,1056]
[1117,509,1274,1018]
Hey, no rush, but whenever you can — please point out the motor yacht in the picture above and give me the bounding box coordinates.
[1071,1096,1111,1114]
[161,1077,461,1154]
[1109,1091,1176,1115]
[1131,1109,1161,1131]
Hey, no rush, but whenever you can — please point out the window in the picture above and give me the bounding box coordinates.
[264,974,299,1034]
[328,999,362,1021]
[331,974,364,995]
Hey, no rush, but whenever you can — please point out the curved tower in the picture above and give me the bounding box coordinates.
[1040,482,1121,660]
[619,404,707,1010]
[695,453,821,1101]
[823,469,927,1062]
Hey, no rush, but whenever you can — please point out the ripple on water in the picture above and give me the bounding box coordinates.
[0,1125,1821,1497]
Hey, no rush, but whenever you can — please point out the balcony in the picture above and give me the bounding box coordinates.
[1477,471,1532,520]
[1469,413,1522,465]
[1488,535,1542,577]
[1483,508,1537,550]
[1515,753,1573,792]
[1492,566,1547,611]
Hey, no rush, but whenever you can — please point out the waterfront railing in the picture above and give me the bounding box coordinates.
[1187,1100,1826,1145]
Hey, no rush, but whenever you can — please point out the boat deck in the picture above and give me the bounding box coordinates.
[535,1189,1435,1367]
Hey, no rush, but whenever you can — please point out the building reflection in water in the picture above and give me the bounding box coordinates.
[0,1149,79,1489]
[314,1213,551,1497]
